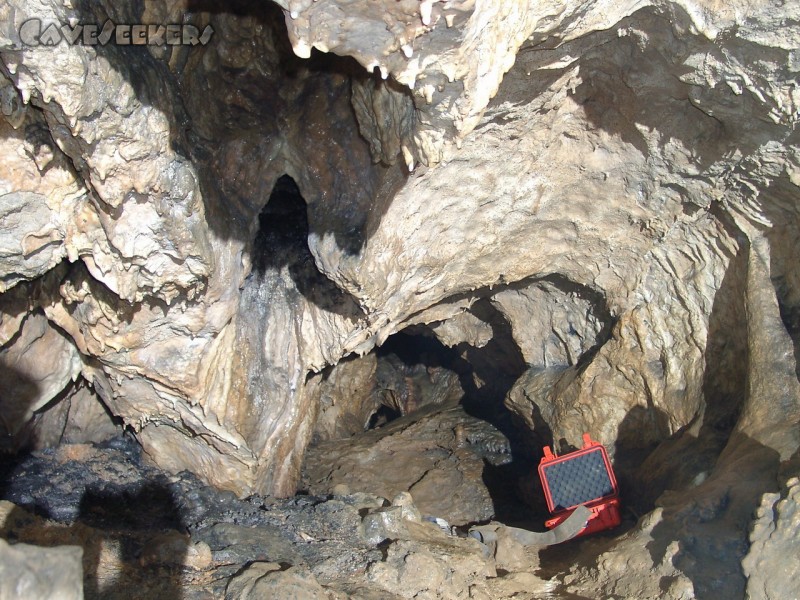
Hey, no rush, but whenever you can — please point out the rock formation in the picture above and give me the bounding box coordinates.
[1,0,799,597]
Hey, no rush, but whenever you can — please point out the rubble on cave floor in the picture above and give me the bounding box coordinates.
[0,431,531,599]
[2,419,796,599]
[302,403,524,527]
[0,422,629,599]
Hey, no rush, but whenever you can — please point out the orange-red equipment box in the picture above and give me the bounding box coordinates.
[538,433,621,537]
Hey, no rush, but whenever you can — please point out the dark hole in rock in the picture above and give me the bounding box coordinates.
[303,316,548,526]
[251,174,308,275]
[374,328,466,418]
[366,404,402,430]
[376,308,529,426]
[248,173,357,316]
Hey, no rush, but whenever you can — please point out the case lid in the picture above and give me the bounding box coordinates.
[538,434,618,513]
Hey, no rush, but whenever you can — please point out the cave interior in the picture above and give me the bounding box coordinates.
[0,0,799,598]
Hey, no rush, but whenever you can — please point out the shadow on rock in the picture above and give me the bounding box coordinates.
[0,440,193,600]
[78,484,188,600]
[0,361,42,457]
[645,433,781,598]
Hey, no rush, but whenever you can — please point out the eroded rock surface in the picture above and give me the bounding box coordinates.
[0,0,799,597]
[302,405,511,526]
[743,475,800,600]
[0,0,796,495]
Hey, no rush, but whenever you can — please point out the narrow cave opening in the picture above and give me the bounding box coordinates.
[374,314,529,433]
[251,174,308,275]
[381,317,549,525]
[372,327,467,421]
[245,173,357,317]
[303,304,547,527]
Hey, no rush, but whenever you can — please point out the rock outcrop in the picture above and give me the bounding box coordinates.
[0,537,83,600]
[303,405,510,525]
[1,0,799,596]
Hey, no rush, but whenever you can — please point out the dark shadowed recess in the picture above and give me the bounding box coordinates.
[0,363,42,487]
[249,174,357,316]
[376,306,545,524]
[65,0,400,261]
[613,206,749,519]
[370,270,620,524]
[376,305,526,429]
[78,484,187,600]
[181,0,403,257]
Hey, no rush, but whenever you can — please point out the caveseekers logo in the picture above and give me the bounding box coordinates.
[19,19,214,47]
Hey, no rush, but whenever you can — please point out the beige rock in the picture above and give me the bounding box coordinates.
[312,354,380,442]
[0,312,81,439]
[485,572,558,600]
[430,310,493,349]
[0,538,83,600]
[491,527,539,573]
[303,406,504,525]
[0,0,797,549]
[366,535,494,600]
[274,0,655,168]
[505,215,736,457]
[0,191,65,292]
[361,505,419,545]
[743,477,800,600]
[225,563,329,600]
[492,279,610,368]
[0,89,83,293]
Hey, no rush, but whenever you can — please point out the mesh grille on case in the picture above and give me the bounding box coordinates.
[542,448,613,510]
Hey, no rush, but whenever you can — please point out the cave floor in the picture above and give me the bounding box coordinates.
[0,427,641,599]
[0,435,378,599]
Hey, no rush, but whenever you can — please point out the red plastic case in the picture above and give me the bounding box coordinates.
[538,433,621,537]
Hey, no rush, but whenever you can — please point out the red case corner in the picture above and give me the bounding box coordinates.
[538,433,621,538]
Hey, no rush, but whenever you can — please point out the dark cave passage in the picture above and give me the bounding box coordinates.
[251,174,309,275]
[373,318,528,435]
[247,173,357,315]
[331,312,548,525]
[373,327,467,421]
[376,299,529,421]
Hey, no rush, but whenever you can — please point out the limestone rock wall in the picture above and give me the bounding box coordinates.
[0,0,798,530]
[743,475,800,600]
